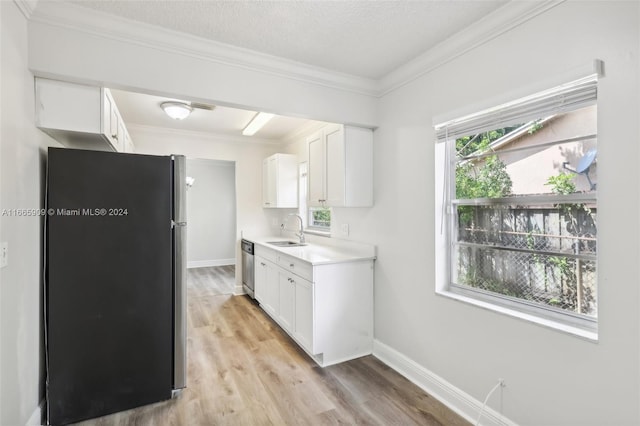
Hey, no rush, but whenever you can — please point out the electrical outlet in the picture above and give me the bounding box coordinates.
[341,223,349,236]
[271,218,278,228]
[0,242,7,268]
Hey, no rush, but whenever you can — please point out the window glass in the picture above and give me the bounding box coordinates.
[449,105,597,322]
[309,207,331,230]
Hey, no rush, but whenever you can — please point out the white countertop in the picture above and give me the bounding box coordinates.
[245,236,376,266]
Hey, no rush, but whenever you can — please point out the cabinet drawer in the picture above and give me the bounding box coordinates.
[255,244,277,263]
[277,253,313,281]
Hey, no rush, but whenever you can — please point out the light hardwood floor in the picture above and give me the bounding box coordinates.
[74,268,469,426]
[187,265,236,297]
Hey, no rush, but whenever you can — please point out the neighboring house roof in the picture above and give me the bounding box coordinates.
[484,115,556,152]
[460,115,556,162]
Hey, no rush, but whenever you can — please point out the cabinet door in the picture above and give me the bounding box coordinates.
[278,273,295,332]
[262,159,271,207]
[307,131,325,206]
[103,89,120,151]
[324,124,345,206]
[293,277,314,353]
[254,256,267,303]
[268,157,277,205]
[263,157,277,207]
[265,260,279,316]
[276,155,299,208]
[116,116,126,152]
[123,130,135,153]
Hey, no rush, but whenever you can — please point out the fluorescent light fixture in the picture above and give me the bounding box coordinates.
[242,112,275,136]
[161,102,192,120]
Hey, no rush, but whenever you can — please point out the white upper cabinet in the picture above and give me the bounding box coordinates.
[122,128,135,153]
[262,153,298,208]
[103,88,125,152]
[307,123,373,207]
[307,130,325,205]
[35,78,133,153]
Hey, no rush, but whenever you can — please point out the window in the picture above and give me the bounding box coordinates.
[299,162,331,233]
[308,207,331,230]
[435,73,598,334]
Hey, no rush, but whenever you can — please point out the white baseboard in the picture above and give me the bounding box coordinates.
[372,340,516,426]
[234,284,244,296]
[25,399,44,426]
[187,258,235,269]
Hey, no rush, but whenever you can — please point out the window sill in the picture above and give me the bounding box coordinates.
[304,229,331,237]
[435,288,598,342]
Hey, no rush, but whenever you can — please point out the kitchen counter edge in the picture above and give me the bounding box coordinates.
[243,236,376,266]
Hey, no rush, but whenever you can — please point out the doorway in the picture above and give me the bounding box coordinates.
[186,158,237,295]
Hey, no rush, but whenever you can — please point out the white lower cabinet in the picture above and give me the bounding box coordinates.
[293,276,314,353]
[254,255,279,317]
[254,244,373,367]
[254,256,267,303]
[277,272,295,332]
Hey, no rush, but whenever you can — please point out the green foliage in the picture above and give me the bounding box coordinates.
[456,126,522,157]
[311,208,330,228]
[456,156,512,224]
[545,173,576,195]
[456,156,513,199]
[528,120,544,135]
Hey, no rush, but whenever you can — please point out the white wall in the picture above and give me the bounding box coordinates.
[186,158,236,268]
[367,2,639,425]
[0,2,63,425]
[130,126,279,290]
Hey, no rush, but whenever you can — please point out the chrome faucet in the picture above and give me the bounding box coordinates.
[287,213,305,244]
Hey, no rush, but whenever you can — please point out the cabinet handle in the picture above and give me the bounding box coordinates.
[290,263,294,268]
[260,262,265,266]
[112,134,118,140]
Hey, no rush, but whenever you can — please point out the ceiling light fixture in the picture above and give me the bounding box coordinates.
[242,112,275,136]
[161,101,193,120]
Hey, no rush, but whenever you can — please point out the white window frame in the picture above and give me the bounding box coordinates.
[434,67,601,340]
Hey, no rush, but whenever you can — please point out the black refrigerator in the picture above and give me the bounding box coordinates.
[45,148,187,425]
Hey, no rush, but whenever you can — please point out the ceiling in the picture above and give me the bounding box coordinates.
[69,0,508,80]
[111,89,326,141]
[69,1,509,140]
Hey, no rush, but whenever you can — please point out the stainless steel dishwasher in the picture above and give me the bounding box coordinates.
[241,239,255,298]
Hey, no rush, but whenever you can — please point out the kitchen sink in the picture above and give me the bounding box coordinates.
[267,241,307,247]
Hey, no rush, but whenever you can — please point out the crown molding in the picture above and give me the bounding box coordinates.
[14,0,38,19]
[29,1,563,100]
[127,123,283,146]
[30,1,379,97]
[378,0,566,96]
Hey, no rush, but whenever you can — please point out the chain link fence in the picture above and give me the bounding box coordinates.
[454,204,597,316]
